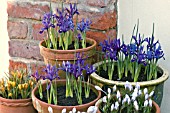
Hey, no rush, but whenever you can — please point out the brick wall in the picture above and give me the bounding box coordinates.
[7,0,117,74]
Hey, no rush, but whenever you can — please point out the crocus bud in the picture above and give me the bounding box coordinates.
[145,94,149,100]
[102,96,107,103]
[115,101,119,110]
[110,104,114,111]
[116,90,121,99]
[135,82,140,90]
[144,100,148,107]
[87,106,98,113]
[149,99,152,107]
[48,106,53,113]
[113,85,117,92]
[125,81,133,91]
[134,100,139,111]
[72,107,76,113]
[144,88,148,95]
[108,88,111,94]
[61,108,66,113]
[149,91,154,97]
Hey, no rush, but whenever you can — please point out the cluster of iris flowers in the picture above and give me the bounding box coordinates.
[100,27,164,82]
[32,53,95,105]
[39,3,91,50]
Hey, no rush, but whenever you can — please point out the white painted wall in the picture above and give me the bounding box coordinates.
[118,0,170,112]
[0,1,9,79]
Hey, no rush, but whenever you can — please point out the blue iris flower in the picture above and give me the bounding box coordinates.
[66,3,79,18]
[39,12,55,34]
[77,18,92,32]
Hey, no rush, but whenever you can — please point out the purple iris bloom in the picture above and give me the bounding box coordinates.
[100,38,123,61]
[43,64,60,81]
[84,64,96,76]
[56,9,74,33]
[39,12,55,34]
[77,18,92,32]
[132,34,146,47]
[77,33,82,41]
[121,44,130,56]
[66,3,79,18]
[31,70,42,82]
[131,46,147,65]
[145,36,165,61]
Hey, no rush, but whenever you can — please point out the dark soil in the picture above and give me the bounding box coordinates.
[36,86,97,106]
[96,65,163,82]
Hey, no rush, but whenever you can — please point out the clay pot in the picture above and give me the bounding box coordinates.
[95,98,160,113]
[32,79,101,113]
[90,60,169,106]
[0,97,37,113]
[39,38,97,79]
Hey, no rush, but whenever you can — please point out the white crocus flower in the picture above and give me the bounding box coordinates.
[144,88,148,95]
[125,81,133,91]
[134,100,139,111]
[149,99,153,107]
[145,94,149,100]
[87,106,98,113]
[115,101,119,110]
[102,96,107,103]
[108,88,111,94]
[113,85,117,92]
[69,111,72,113]
[135,82,140,90]
[125,94,131,104]
[108,93,111,99]
[116,90,121,99]
[61,108,66,113]
[72,107,76,113]
[111,104,114,111]
[149,91,154,97]
[48,106,53,113]
[138,90,142,96]
[95,86,107,95]
[132,91,138,100]
[144,100,149,107]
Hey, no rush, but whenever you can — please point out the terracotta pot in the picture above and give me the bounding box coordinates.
[32,79,101,113]
[39,38,96,64]
[90,61,169,106]
[39,38,97,79]
[95,98,160,113]
[0,97,37,113]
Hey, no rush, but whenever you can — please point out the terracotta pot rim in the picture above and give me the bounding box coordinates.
[0,96,32,103]
[39,38,97,53]
[32,79,101,108]
[91,60,169,86]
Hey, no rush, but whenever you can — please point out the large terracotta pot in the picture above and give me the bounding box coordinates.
[0,97,37,113]
[95,98,160,113]
[90,61,169,106]
[32,80,101,113]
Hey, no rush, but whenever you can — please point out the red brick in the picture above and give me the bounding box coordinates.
[30,62,46,75]
[86,29,117,45]
[9,59,27,71]
[7,21,28,39]
[86,0,115,7]
[32,23,46,41]
[75,10,117,30]
[7,2,50,20]
[9,40,43,61]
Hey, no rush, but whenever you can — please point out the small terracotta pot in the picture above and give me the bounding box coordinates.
[39,38,97,79]
[90,60,169,106]
[32,79,101,113]
[0,97,37,113]
[95,98,160,113]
